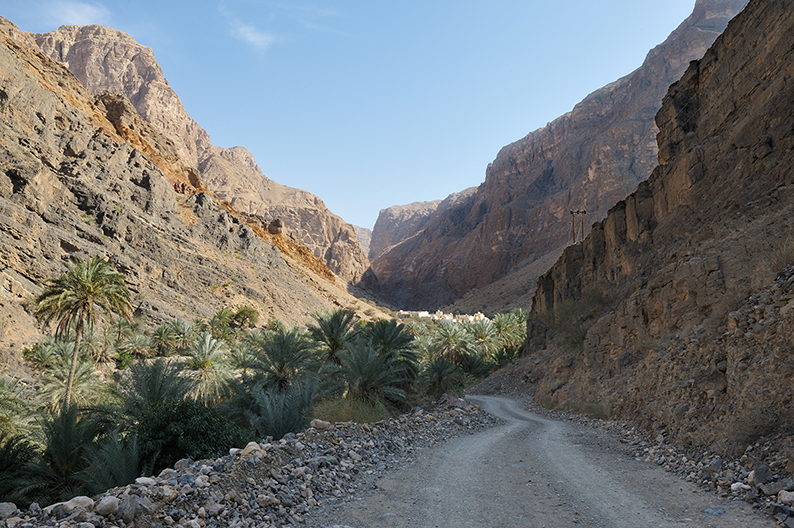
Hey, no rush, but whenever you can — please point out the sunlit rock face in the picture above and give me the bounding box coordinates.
[34,24,370,284]
[369,0,747,310]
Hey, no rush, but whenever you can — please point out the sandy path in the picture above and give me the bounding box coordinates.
[308,395,774,528]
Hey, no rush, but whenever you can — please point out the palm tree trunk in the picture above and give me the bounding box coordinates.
[65,324,82,407]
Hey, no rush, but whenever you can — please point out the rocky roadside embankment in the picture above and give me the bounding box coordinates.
[0,401,499,528]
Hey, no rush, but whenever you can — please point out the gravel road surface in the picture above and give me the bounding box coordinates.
[309,395,774,527]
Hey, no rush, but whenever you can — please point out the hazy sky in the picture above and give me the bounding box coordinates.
[2,1,698,229]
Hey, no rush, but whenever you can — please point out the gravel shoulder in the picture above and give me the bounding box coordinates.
[308,395,774,528]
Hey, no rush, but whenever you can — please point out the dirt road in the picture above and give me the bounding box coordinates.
[309,395,774,528]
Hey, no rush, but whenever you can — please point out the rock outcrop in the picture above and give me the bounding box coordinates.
[353,225,372,257]
[370,0,747,310]
[32,24,370,284]
[369,187,475,260]
[0,17,373,356]
[523,0,794,453]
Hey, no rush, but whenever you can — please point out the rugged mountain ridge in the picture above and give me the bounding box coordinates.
[32,24,370,284]
[522,0,794,452]
[368,187,475,260]
[0,17,374,361]
[370,0,747,310]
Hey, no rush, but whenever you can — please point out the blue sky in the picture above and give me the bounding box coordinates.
[2,1,698,229]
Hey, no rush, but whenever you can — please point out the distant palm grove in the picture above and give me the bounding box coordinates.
[0,258,527,508]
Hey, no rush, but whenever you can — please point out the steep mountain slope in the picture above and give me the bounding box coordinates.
[368,187,475,261]
[32,24,369,284]
[0,17,374,360]
[370,0,747,310]
[522,0,794,452]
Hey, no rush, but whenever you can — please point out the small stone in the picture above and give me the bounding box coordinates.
[749,465,773,486]
[310,419,332,431]
[780,490,794,505]
[135,477,156,486]
[174,458,193,470]
[95,496,120,517]
[242,441,263,456]
[118,495,138,524]
[161,485,179,502]
[760,481,787,496]
[731,482,751,492]
[66,496,94,512]
[0,503,17,520]
[5,517,22,528]
[703,506,725,516]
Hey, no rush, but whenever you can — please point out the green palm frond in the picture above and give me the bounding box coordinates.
[307,309,358,365]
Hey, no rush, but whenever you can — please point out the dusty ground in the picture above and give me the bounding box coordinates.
[306,396,774,528]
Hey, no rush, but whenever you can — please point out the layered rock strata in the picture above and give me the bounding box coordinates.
[33,24,369,283]
[370,0,747,309]
[0,17,371,354]
[524,0,794,452]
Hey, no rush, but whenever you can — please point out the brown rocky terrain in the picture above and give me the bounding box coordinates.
[0,17,380,363]
[352,225,371,257]
[369,0,748,310]
[368,187,475,260]
[521,0,794,454]
[32,24,370,284]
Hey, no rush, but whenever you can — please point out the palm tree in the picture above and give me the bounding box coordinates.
[431,322,474,367]
[116,359,194,421]
[115,334,153,359]
[363,319,420,390]
[246,327,318,392]
[37,360,110,411]
[0,432,38,504]
[239,379,317,440]
[169,318,199,354]
[0,377,28,435]
[150,324,178,356]
[419,357,465,399]
[492,310,527,352]
[307,309,358,365]
[465,319,499,358]
[21,405,98,505]
[34,257,132,406]
[186,332,234,404]
[329,343,409,408]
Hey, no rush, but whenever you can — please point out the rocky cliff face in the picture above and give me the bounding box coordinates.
[523,0,794,452]
[369,187,475,260]
[0,17,372,356]
[353,225,372,257]
[32,25,370,284]
[370,0,747,310]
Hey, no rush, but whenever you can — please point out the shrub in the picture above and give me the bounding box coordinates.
[312,396,390,424]
[137,399,242,475]
[239,379,317,440]
[419,357,465,400]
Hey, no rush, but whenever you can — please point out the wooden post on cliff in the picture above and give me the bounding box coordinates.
[580,210,586,242]
[570,210,576,243]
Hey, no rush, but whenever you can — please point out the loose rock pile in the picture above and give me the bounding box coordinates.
[0,400,499,528]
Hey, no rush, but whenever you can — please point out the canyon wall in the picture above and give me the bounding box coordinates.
[0,17,371,357]
[33,25,369,283]
[523,0,794,452]
[370,0,747,310]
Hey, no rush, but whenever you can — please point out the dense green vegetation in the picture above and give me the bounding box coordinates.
[0,258,527,507]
